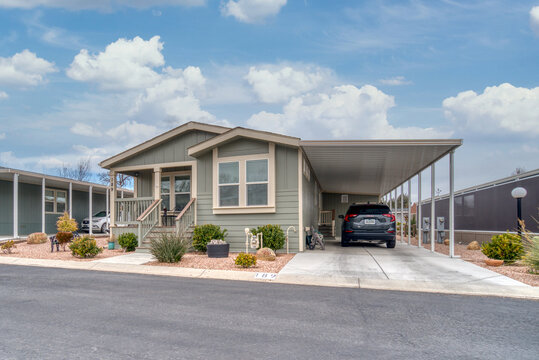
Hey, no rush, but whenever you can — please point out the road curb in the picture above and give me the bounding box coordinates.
[1,256,537,299]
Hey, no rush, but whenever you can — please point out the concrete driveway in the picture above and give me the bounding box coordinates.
[279,239,528,287]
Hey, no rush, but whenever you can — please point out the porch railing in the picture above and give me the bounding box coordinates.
[115,197,154,224]
[175,198,196,236]
[136,199,162,248]
[319,210,336,237]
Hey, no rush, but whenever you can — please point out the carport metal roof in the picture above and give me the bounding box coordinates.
[300,139,462,196]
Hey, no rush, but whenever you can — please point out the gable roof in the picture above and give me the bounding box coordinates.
[99,121,230,169]
[187,127,301,157]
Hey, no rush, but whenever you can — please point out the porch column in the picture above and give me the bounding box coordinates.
[110,171,116,229]
[407,180,411,245]
[417,172,422,247]
[121,190,124,199]
[41,178,46,234]
[106,187,110,231]
[430,164,436,252]
[89,185,93,236]
[394,188,397,214]
[154,168,162,226]
[69,182,73,218]
[449,150,455,258]
[133,177,138,198]
[400,183,404,242]
[13,173,18,238]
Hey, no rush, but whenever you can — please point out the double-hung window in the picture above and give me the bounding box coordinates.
[214,143,275,214]
[45,189,67,214]
[161,173,191,211]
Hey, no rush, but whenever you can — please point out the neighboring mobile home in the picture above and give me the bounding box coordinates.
[0,166,130,239]
[99,122,462,252]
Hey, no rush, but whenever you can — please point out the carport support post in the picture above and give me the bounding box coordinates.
[394,189,397,215]
[41,178,46,234]
[13,173,18,238]
[417,172,422,247]
[69,182,73,218]
[89,185,93,236]
[449,150,455,258]
[400,184,404,242]
[407,180,411,245]
[430,164,436,252]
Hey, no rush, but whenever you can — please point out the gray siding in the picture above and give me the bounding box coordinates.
[112,130,217,168]
[322,193,378,235]
[136,170,153,197]
[0,179,106,236]
[218,138,269,158]
[302,154,320,232]
[195,144,300,252]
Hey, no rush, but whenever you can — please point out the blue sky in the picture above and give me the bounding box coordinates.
[0,0,538,198]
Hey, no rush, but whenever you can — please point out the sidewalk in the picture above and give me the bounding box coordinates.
[1,254,538,300]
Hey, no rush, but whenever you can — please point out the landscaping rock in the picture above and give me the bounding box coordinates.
[256,247,276,261]
[467,241,480,250]
[443,239,450,246]
[27,232,48,244]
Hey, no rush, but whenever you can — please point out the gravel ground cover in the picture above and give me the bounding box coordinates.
[148,252,295,273]
[397,235,538,287]
[0,235,125,261]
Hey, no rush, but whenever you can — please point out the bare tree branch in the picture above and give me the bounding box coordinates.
[57,158,92,182]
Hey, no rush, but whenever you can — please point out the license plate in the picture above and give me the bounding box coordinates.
[364,219,376,225]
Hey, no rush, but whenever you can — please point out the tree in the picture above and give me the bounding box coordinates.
[512,167,526,176]
[396,194,410,208]
[98,171,132,188]
[57,158,91,182]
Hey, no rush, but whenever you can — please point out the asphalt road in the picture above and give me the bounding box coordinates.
[0,265,537,360]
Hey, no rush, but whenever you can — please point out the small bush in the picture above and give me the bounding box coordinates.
[250,224,285,252]
[235,253,257,268]
[55,232,74,251]
[150,233,190,263]
[192,224,227,252]
[56,212,78,232]
[481,233,524,264]
[118,232,138,252]
[521,220,539,273]
[69,235,103,258]
[27,232,48,244]
[1,240,16,254]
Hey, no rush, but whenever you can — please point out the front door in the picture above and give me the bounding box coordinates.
[160,173,191,213]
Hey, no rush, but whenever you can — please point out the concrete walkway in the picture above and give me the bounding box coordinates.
[92,253,155,265]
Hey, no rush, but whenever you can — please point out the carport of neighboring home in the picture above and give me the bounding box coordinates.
[98,121,461,253]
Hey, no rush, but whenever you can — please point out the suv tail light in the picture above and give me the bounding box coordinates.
[383,214,396,222]
[344,214,358,222]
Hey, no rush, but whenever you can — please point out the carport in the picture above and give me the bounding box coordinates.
[300,139,462,257]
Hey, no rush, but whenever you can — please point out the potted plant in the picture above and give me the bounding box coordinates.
[207,239,229,258]
[56,212,78,251]
[108,235,116,250]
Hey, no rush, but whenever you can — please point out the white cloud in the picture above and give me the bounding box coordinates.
[70,122,102,137]
[246,65,328,103]
[442,83,539,136]
[67,36,165,90]
[0,0,205,11]
[247,84,449,139]
[531,6,539,36]
[221,0,287,24]
[379,76,412,86]
[0,91,8,99]
[105,120,160,144]
[0,50,56,87]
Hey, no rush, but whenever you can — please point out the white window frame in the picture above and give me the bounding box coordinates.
[45,188,67,214]
[160,170,192,212]
[245,159,269,207]
[213,143,276,214]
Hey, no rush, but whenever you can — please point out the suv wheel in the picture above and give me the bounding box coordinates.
[341,239,349,247]
[386,239,396,248]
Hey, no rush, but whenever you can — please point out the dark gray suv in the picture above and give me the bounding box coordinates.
[339,203,396,248]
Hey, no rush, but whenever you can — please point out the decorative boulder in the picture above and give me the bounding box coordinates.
[467,241,480,250]
[27,232,48,244]
[256,247,276,261]
[443,239,450,246]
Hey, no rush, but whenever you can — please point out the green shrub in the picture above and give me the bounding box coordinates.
[27,232,48,244]
[69,235,103,258]
[192,224,227,252]
[118,232,138,252]
[235,253,257,268]
[150,233,190,263]
[56,212,78,232]
[481,233,524,264]
[250,224,285,252]
[1,240,16,254]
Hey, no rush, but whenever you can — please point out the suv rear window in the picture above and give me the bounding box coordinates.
[347,204,390,215]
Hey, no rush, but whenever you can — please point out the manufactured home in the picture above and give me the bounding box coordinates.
[99,122,462,252]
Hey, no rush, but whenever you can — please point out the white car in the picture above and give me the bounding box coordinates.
[81,211,109,233]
